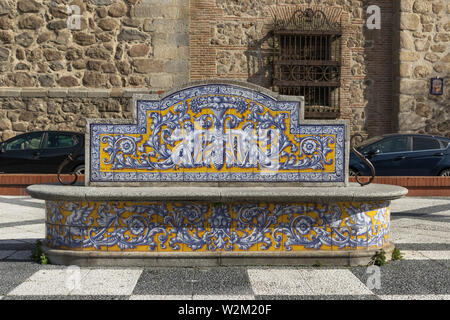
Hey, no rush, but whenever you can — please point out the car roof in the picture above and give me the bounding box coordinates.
[373,133,450,140]
[356,133,450,148]
[35,130,83,134]
[1,130,84,142]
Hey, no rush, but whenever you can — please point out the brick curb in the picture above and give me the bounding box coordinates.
[0,174,85,196]
[349,177,450,196]
[0,175,449,196]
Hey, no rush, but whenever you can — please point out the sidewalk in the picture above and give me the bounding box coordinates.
[0,195,449,300]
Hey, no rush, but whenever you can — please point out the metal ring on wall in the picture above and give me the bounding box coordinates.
[57,141,84,186]
[351,134,376,186]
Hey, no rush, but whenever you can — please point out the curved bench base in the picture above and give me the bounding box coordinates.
[27,184,407,267]
[43,243,395,267]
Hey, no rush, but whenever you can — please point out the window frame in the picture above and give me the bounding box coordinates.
[363,136,412,155]
[272,8,342,119]
[412,136,442,152]
[4,132,45,152]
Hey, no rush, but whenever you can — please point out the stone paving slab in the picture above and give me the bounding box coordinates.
[254,295,380,300]
[379,295,450,300]
[350,260,450,296]
[5,250,31,261]
[0,195,449,300]
[0,240,36,251]
[401,250,450,260]
[8,269,143,296]
[247,268,374,296]
[0,251,15,260]
[0,226,43,241]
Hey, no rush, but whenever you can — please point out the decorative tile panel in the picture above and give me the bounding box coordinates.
[88,83,347,184]
[45,200,390,252]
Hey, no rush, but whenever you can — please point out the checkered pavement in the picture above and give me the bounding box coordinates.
[0,196,449,300]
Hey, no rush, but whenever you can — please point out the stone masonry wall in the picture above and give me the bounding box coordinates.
[0,88,154,141]
[0,0,188,89]
[0,0,189,140]
[190,0,395,138]
[394,0,450,137]
[0,0,448,141]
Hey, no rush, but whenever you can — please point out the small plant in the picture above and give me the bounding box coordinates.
[31,240,50,265]
[372,249,386,266]
[212,202,225,208]
[31,240,42,262]
[312,260,322,267]
[392,248,403,261]
[40,253,49,265]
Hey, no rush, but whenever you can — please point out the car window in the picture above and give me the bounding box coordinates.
[369,136,409,154]
[45,133,80,149]
[4,132,44,151]
[413,137,441,151]
[356,136,384,151]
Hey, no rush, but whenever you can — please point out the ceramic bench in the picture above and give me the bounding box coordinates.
[27,80,407,266]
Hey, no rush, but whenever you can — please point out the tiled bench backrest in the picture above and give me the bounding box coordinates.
[87,82,348,186]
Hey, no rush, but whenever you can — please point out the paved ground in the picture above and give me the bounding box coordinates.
[0,195,449,301]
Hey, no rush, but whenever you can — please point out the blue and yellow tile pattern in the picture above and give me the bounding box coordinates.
[89,84,346,183]
[45,200,390,252]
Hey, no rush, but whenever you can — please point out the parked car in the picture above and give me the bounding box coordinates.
[349,134,450,176]
[0,131,84,174]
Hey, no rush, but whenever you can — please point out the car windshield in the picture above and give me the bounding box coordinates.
[355,136,384,151]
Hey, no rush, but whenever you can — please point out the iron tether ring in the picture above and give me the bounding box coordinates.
[350,133,376,186]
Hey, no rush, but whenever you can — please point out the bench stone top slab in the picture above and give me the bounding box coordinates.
[27,183,407,202]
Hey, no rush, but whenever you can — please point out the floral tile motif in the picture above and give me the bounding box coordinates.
[46,223,69,250]
[88,83,346,184]
[45,200,391,252]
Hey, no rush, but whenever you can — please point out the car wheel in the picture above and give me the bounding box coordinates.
[349,168,360,177]
[73,165,85,175]
[439,169,450,176]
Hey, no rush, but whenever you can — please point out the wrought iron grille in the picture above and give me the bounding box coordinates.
[272,8,342,119]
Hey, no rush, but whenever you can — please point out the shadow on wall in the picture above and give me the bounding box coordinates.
[360,3,394,138]
[242,4,395,139]
[244,32,274,89]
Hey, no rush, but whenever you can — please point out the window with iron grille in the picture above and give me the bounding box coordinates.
[272,8,342,119]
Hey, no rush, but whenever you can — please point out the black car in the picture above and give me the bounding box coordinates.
[350,134,450,176]
[0,131,84,174]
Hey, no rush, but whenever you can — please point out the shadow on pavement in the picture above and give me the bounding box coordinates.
[391,202,450,221]
[0,239,40,251]
[0,197,45,209]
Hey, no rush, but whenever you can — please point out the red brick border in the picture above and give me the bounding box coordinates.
[0,174,85,196]
[349,177,450,197]
[0,175,449,197]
